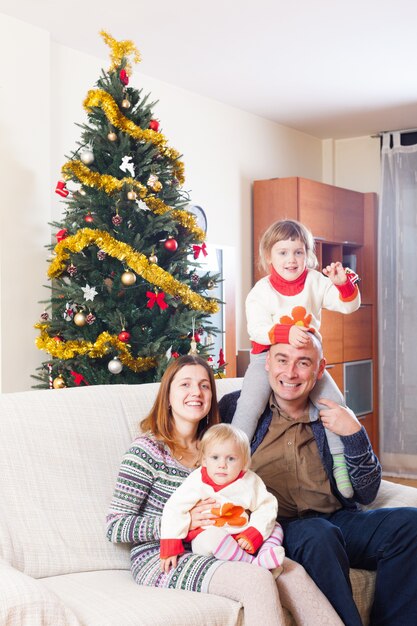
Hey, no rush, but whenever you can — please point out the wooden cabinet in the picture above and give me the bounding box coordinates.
[253,177,378,453]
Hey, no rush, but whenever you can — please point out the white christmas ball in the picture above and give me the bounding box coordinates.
[80,149,94,165]
[108,357,123,374]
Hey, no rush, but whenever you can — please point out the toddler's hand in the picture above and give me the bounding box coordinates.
[322,261,347,286]
[237,537,251,551]
[160,555,177,573]
[289,325,312,347]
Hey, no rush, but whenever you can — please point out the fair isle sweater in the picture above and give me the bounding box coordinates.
[247,267,360,352]
[106,435,222,592]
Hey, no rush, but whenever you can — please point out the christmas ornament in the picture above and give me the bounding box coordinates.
[207,279,215,289]
[70,371,90,386]
[112,213,123,226]
[164,236,178,252]
[127,190,137,200]
[56,229,68,243]
[217,348,226,367]
[192,243,208,259]
[119,155,135,177]
[149,119,159,131]
[52,335,63,342]
[191,273,199,284]
[149,253,158,264]
[63,302,76,321]
[86,313,96,325]
[81,284,98,301]
[55,180,69,197]
[172,351,180,359]
[80,148,94,165]
[119,69,129,85]
[118,330,131,343]
[146,291,168,310]
[85,213,94,223]
[121,270,136,286]
[97,249,107,261]
[40,311,49,321]
[188,339,199,355]
[108,357,123,374]
[107,131,118,141]
[79,188,86,196]
[73,312,87,327]
[121,98,131,109]
[147,174,162,192]
[67,264,77,277]
[53,375,66,389]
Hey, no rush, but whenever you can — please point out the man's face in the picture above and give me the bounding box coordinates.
[266,341,326,405]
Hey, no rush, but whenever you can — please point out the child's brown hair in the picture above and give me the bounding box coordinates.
[259,218,318,273]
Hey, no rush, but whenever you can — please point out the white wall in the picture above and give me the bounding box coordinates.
[0,15,323,390]
[0,15,51,392]
[323,136,381,193]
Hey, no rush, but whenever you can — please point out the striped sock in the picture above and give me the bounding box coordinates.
[213,535,253,563]
[253,525,285,569]
[332,453,354,498]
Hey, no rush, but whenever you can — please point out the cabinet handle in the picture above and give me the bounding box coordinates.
[325,364,335,369]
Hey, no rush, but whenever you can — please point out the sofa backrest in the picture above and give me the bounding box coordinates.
[0,378,242,578]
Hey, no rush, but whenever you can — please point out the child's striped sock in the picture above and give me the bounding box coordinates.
[332,453,354,498]
[213,535,253,563]
[253,524,285,569]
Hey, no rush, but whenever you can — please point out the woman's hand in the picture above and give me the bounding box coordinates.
[189,497,218,530]
[160,556,177,573]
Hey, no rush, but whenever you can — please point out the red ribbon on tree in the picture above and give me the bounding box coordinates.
[146,291,168,310]
[119,69,129,85]
[192,243,208,259]
[56,228,69,242]
[70,370,90,386]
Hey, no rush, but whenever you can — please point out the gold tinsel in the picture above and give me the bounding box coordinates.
[62,161,204,242]
[84,89,185,185]
[35,324,157,372]
[48,229,219,314]
[100,31,141,75]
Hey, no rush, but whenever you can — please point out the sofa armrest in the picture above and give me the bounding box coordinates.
[0,560,81,626]
[362,479,417,511]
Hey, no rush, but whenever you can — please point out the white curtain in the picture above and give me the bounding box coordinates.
[379,132,417,477]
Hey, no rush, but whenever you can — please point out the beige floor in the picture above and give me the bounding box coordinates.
[385,476,417,489]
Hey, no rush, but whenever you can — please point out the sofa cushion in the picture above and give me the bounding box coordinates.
[41,569,243,626]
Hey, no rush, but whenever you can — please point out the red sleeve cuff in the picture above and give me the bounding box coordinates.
[184,527,203,542]
[268,324,291,345]
[336,279,358,301]
[235,526,264,554]
[160,538,185,559]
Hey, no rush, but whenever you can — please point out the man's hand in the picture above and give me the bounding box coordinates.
[318,399,362,436]
[160,555,177,573]
[322,261,347,286]
[289,325,312,348]
[189,498,218,530]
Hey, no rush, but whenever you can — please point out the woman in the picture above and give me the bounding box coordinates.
[106,355,343,626]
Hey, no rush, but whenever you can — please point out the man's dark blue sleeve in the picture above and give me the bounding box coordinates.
[218,391,240,424]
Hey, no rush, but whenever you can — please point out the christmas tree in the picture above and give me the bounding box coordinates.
[33,31,223,389]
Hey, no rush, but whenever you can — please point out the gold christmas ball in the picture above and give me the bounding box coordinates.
[121,270,137,286]
[149,254,158,264]
[107,132,117,142]
[207,280,215,290]
[53,375,66,389]
[74,312,87,326]
[127,190,137,200]
[121,98,131,109]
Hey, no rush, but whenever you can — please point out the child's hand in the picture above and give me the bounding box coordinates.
[318,399,362,436]
[322,261,347,286]
[289,325,312,347]
[237,537,251,551]
[160,555,177,573]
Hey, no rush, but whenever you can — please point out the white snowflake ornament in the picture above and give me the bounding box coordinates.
[81,284,98,302]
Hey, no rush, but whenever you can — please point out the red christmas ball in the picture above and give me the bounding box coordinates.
[118,331,131,343]
[164,237,178,252]
[85,213,94,223]
[149,119,159,131]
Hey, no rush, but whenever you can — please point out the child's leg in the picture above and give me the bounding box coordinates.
[192,527,251,562]
[253,524,285,570]
[310,370,353,498]
[232,352,271,441]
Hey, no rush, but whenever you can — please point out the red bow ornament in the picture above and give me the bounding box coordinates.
[55,180,69,197]
[192,243,208,259]
[56,229,69,243]
[70,370,90,386]
[146,291,169,310]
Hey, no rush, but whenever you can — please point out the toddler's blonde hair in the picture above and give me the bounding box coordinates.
[259,218,318,274]
[199,423,251,470]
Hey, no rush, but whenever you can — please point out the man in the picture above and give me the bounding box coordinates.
[219,337,417,626]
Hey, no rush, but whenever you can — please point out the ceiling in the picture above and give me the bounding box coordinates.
[2,0,417,139]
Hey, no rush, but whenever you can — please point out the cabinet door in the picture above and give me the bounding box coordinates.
[325,363,344,394]
[343,306,373,361]
[321,309,343,364]
[333,187,364,245]
[298,178,334,241]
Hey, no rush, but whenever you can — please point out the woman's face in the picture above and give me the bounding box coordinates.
[169,364,212,429]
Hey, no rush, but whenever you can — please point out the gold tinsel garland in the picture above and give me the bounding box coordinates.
[100,31,141,75]
[83,89,185,185]
[35,324,157,372]
[48,228,219,314]
[62,161,205,242]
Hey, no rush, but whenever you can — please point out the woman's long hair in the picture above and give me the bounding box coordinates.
[140,355,220,452]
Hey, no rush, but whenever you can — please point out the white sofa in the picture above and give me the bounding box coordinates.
[1,379,417,626]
